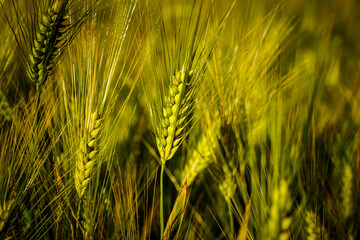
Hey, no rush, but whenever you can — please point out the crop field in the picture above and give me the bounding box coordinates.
[0,0,359,239]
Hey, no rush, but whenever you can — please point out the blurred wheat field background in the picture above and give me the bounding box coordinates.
[0,0,359,239]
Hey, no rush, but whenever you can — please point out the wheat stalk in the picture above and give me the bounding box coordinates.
[156,70,193,163]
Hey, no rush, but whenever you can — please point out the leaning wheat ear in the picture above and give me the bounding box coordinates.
[75,110,103,199]
[156,70,194,163]
[0,198,14,232]
[28,0,68,85]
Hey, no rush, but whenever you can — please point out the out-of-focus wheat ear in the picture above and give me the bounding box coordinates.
[305,211,319,240]
[0,198,14,232]
[75,110,103,199]
[341,163,353,219]
[156,70,194,163]
[267,180,292,240]
[183,134,212,185]
[28,0,68,85]
[219,164,237,202]
[0,89,12,122]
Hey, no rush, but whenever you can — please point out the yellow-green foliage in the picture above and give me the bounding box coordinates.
[0,0,360,239]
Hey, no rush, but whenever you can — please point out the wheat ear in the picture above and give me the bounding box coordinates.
[75,110,103,199]
[28,0,67,85]
[305,211,319,240]
[341,163,353,219]
[267,180,292,240]
[0,198,14,232]
[0,89,12,122]
[156,70,193,163]
[183,134,212,185]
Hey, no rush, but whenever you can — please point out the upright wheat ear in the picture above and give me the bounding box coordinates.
[305,211,318,240]
[28,0,67,85]
[267,180,292,240]
[341,163,353,219]
[156,70,193,162]
[75,110,103,198]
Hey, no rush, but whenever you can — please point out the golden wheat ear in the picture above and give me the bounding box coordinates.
[27,0,68,85]
[5,0,97,86]
[156,70,194,163]
[75,110,103,199]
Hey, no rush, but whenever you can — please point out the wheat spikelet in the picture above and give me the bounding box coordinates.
[75,110,103,198]
[81,198,93,239]
[28,0,67,85]
[0,198,14,232]
[156,70,193,163]
[341,163,353,219]
[267,180,292,240]
[0,89,12,122]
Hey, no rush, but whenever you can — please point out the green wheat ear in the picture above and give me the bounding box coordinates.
[341,163,353,219]
[305,211,318,240]
[28,0,68,85]
[267,180,292,240]
[0,198,14,232]
[183,134,212,185]
[75,110,103,198]
[0,89,12,122]
[156,70,193,163]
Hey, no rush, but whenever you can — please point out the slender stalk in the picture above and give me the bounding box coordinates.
[32,83,41,157]
[160,163,165,239]
[228,202,234,240]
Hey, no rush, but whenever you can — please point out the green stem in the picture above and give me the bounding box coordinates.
[228,201,234,240]
[160,163,165,239]
[32,83,41,161]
